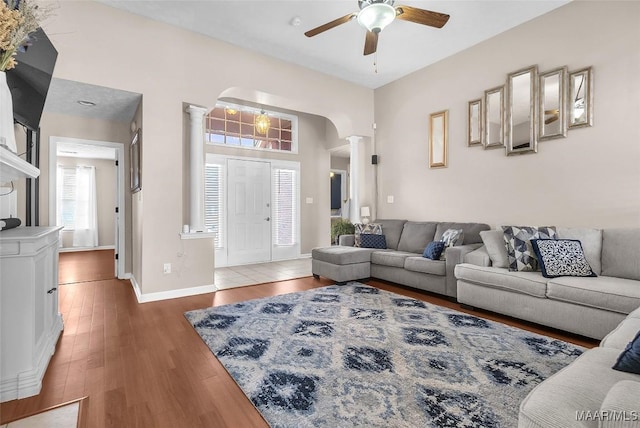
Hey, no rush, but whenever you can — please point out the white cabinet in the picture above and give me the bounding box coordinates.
[0,226,63,402]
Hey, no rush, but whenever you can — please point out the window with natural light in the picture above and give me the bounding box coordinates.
[205,155,300,265]
[204,163,224,248]
[273,169,296,246]
[205,103,298,153]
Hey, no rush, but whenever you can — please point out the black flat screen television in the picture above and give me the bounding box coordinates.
[6,27,57,131]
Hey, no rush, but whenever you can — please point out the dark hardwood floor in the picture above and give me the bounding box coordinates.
[1,252,598,427]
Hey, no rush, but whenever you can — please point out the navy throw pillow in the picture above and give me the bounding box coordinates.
[531,239,596,278]
[423,241,446,260]
[360,233,387,249]
[612,330,640,375]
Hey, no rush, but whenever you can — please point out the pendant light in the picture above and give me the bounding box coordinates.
[255,110,271,134]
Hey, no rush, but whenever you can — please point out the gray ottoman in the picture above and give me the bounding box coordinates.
[311,246,380,284]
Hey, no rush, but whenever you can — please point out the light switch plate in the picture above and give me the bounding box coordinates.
[306,197,313,204]
[387,195,394,203]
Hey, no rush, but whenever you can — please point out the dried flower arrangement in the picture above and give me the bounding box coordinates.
[0,0,54,71]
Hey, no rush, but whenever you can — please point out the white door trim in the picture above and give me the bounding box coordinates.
[49,136,126,278]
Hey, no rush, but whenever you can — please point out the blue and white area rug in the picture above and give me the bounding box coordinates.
[185,283,584,427]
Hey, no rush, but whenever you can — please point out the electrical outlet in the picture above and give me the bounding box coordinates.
[387,195,394,204]
[163,263,171,274]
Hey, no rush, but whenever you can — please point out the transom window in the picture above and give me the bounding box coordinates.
[205,103,298,153]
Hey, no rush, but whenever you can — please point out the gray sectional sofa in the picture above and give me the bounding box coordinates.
[312,220,490,298]
[455,228,640,340]
[519,306,640,427]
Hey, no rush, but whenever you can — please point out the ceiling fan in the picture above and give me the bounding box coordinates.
[545,109,559,125]
[304,0,450,56]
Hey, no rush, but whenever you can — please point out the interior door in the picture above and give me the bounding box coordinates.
[227,159,271,265]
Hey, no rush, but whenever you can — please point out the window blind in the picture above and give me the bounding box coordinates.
[204,163,224,248]
[273,168,297,246]
[58,166,77,230]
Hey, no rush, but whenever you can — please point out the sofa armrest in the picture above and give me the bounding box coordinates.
[338,234,355,246]
[463,245,491,267]
[599,380,640,428]
[444,243,483,297]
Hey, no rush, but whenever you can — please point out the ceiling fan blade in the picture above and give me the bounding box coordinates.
[395,5,450,28]
[364,31,378,56]
[304,13,357,37]
[545,114,559,125]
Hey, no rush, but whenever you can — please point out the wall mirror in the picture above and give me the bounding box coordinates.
[506,65,538,155]
[568,67,593,129]
[429,110,448,168]
[483,86,504,149]
[539,66,568,140]
[468,99,482,146]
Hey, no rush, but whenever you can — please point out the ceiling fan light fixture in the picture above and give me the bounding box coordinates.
[357,3,396,33]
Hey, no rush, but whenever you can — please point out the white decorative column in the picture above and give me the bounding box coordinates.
[186,105,207,233]
[347,135,363,225]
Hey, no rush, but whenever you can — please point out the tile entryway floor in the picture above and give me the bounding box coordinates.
[214,257,312,290]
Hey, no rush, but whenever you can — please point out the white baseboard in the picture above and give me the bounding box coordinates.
[128,274,216,304]
[59,245,115,253]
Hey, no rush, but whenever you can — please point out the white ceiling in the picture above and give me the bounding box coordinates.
[46,1,569,123]
[45,78,142,123]
[99,0,570,89]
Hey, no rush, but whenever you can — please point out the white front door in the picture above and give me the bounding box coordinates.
[227,159,272,265]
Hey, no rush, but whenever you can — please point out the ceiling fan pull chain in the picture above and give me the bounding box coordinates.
[374,51,378,74]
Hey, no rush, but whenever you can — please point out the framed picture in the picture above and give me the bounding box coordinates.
[429,110,448,168]
[468,99,482,146]
[130,129,141,193]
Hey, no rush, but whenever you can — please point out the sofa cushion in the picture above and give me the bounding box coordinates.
[556,227,603,275]
[423,241,445,260]
[372,219,407,250]
[371,251,416,268]
[404,256,446,276]
[546,276,640,314]
[397,222,438,254]
[434,222,490,245]
[612,331,640,375]
[311,246,377,265]
[601,318,640,349]
[502,226,557,272]
[602,228,640,281]
[629,306,640,319]
[519,347,639,428]
[454,264,548,298]
[531,239,596,278]
[600,380,640,427]
[480,230,509,268]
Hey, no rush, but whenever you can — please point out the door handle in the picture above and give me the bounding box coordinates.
[265,217,270,221]
[47,287,57,294]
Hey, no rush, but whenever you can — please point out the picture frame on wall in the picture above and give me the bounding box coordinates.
[429,110,448,168]
[130,129,141,193]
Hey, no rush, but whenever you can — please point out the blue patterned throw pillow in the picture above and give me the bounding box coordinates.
[360,233,387,249]
[423,241,446,260]
[354,223,383,247]
[502,226,557,272]
[613,330,640,375]
[531,239,596,278]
